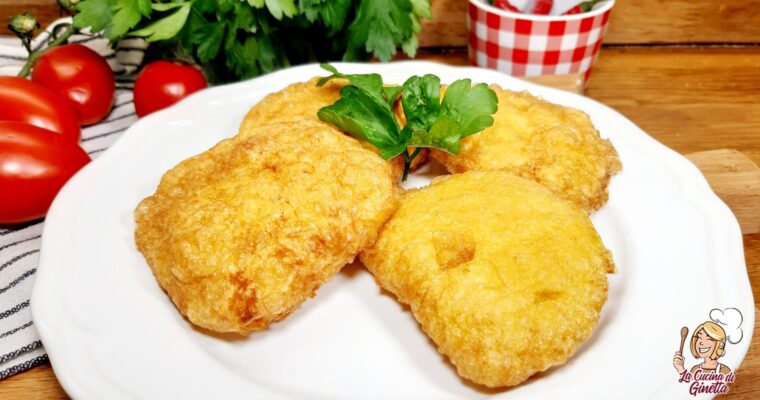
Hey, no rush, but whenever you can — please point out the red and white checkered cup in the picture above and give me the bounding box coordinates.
[468,0,615,84]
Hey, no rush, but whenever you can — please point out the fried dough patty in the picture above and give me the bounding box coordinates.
[238,77,344,134]
[135,120,398,334]
[360,171,614,387]
[432,87,621,212]
[238,77,427,177]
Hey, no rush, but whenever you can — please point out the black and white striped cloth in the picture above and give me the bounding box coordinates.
[0,17,146,380]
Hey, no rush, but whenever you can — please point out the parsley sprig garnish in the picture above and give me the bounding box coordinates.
[71,0,432,83]
[317,64,498,180]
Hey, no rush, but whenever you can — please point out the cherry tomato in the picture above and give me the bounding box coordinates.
[0,76,81,142]
[529,0,553,15]
[134,61,207,117]
[563,0,603,15]
[32,44,115,125]
[0,121,90,224]
[493,0,521,12]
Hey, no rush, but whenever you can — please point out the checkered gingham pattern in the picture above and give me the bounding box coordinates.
[468,1,612,80]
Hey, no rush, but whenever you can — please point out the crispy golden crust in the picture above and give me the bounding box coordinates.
[238,77,346,134]
[135,120,399,335]
[360,172,614,387]
[238,77,428,178]
[431,87,621,212]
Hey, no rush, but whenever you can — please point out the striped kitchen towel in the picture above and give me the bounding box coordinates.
[0,17,146,380]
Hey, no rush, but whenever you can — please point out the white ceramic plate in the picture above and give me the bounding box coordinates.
[32,62,753,399]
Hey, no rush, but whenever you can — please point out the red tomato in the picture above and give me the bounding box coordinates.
[529,0,553,14]
[32,44,116,125]
[134,61,207,117]
[0,76,81,142]
[0,121,90,224]
[493,0,521,12]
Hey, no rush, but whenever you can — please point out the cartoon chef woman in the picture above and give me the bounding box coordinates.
[674,321,731,375]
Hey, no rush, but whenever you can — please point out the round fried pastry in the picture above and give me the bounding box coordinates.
[135,120,399,335]
[360,171,614,387]
[238,77,346,134]
[431,87,621,212]
[238,77,428,177]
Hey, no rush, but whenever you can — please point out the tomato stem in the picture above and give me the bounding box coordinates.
[17,23,77,78]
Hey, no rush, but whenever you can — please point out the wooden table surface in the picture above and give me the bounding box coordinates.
[1,1,760,398]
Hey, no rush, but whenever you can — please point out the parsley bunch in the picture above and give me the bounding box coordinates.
[72,0,431,83]
[317,64,499,180]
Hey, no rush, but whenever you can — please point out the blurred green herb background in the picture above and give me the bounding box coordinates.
[72,0,432,83]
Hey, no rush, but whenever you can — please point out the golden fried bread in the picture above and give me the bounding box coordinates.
[238,77,345,134]
[431,87,621,212]
[135,120,399,334]
[360,171,614,387]
[238,77,427,177]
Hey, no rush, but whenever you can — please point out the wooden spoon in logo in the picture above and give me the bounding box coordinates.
[679,326,689,354]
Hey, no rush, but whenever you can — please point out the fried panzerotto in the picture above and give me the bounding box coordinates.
[238,77,427,176]
[360,171,614,388]
[238,77,346,134]
[135,120,399,335]
[431,87,621,212]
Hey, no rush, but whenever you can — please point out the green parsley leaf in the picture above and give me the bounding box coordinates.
[439,79,499,139]
[226,34,282,79]
[345,0,414,61]
[73,0,155,41]
[382,86,404,107]
[109,0,144,39]
[300,0,321,21]
[193,23,226,62]
[252,34,280,73]
[342,0,431,61]
[217,0,238,13]
[73,0,112,35]
[401,12,422,58]
[137,0,152,17]
[401,74,441,133]
[317,63,403,109]
[407,78,498,154]
[232,4,256,32]
[193,0,216,13]
[128,3,192,42]
[410,0,432,19]
[300,0,351,34]
[318,85,407,159]
[409,118,462,154]
[151,2,188,12]
[401,0,431,58]
[318,64,382,95]
[317,64,498,180]
[265,0,298,20]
